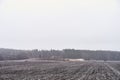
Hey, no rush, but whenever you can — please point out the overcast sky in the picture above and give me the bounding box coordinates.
[0,0,120,50]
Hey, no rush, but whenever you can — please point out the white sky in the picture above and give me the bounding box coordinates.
[0,0,120,50]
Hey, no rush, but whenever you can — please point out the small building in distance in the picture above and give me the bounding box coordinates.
[65,58,85,61]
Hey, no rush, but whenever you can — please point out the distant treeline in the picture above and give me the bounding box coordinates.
[0,48,120,61]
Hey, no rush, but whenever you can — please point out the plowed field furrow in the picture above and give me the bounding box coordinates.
[0,61,120,80]
[77,63,120,80]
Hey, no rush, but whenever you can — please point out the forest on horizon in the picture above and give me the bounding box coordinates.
[0,48,120,61]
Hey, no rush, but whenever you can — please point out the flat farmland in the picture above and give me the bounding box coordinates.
[0,60,120,80]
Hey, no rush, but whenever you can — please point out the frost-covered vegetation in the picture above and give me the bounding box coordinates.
[0,48,120,61]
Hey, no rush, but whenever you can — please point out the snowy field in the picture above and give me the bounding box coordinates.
[0,60,120,80]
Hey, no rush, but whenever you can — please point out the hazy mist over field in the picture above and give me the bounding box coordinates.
[0,0,120,50]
